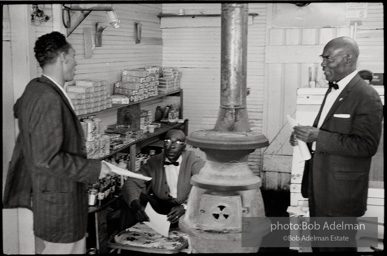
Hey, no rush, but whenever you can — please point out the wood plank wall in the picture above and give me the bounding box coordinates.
[67,4,163,128]
[67,4,162,87]
[2,5,11,41]
[263,2,384,190]
[161,3,268,175]
[28,4,163,129]
[30,4,163,82]
[355,3,384,73]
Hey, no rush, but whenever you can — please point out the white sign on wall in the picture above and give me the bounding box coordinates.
[346,2,368,19]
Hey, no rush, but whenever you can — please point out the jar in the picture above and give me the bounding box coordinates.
[88,189,98,206]
[97,186,105,202]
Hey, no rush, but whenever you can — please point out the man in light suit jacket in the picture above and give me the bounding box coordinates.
[120,129,205,230]
[290,37,383,252]
[3,32,112,254]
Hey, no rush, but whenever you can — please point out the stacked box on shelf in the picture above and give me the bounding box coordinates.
[139,110,152,133]
[67,80,112,116]
[158,67,182,93]
[80,117,111,159]
[114,67,159,103]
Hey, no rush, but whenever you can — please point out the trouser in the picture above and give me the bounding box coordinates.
[35,236,86,254]
[308,162,358,253]
[119,193,179,231]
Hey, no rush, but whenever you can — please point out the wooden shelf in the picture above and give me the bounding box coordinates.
[98,121,186,160]
[88,195,120,214]
[158,13,259,18]
[85,87,186,254]
[77,89,182,118]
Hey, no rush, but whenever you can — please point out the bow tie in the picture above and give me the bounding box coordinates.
[164,161,179,166]
[328,81,339,90]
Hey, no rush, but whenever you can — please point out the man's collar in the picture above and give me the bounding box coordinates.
[165,155,182,164]
[42,74,63,88]
[336,70,358,88]
[42,74,74,109]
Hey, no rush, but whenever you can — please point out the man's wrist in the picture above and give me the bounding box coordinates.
[182,203,187,210]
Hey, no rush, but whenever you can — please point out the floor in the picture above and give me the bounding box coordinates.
[112,189,297,255]
[258,189,298,254]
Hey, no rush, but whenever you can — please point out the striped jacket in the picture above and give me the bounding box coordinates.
[3,76,101,243]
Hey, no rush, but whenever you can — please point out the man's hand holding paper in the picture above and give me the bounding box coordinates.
[287,115,312,161]
[293,125,319,143]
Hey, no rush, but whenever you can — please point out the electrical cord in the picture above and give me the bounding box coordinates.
[62,5,71,28]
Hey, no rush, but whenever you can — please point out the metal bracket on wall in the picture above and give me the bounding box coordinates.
[62,4,113,36]
[95,22,108,47]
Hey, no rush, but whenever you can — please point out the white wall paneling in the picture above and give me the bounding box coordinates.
[3,5,37,254]
[67,4,162,84]
[262,2,383,190]
[161,3,267,175]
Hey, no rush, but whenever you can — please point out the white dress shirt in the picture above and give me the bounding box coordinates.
[317,70,358,128]
[43,74,74,110]
[164,155,182,199]
[312,70,358,150]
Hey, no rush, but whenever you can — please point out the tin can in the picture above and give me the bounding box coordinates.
[88,189,98,206]
[92,139,100,158]
[97,188,105,201]
[93,118,101,135]
[104,186,110,199]
[80,122,88,138]
[85,141,94,159]
[84,119,96,141]
[102,135,110,156]
[99,137,106,157]
[135,158,141,172]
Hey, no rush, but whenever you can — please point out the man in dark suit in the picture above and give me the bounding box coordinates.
[120,129,205,230]
[290,37,383,252]
[3,32,113,254]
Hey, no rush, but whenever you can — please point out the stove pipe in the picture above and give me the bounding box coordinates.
[180,3,269,253]
[215,2,249,132]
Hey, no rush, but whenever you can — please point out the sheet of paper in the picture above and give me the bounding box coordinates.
[144,203,171,237]
[103,161,152,181]
[287,114,312,161]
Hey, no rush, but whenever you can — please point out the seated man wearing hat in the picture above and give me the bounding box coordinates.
[120,129,205,229]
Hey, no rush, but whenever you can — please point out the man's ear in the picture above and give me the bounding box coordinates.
[59,52,67,64]
[345,54,353,65]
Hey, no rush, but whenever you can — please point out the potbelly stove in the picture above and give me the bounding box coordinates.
[179,3,269,253]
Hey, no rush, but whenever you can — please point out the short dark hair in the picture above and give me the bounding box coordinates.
[165,129,186,141]
[358,70,373,82]
[34,31,72,68]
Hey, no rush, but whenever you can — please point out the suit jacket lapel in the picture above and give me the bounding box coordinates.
[320,75,359,128]
[176,151,188,200]
[38,76,85,141]
[313,88,332,127]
